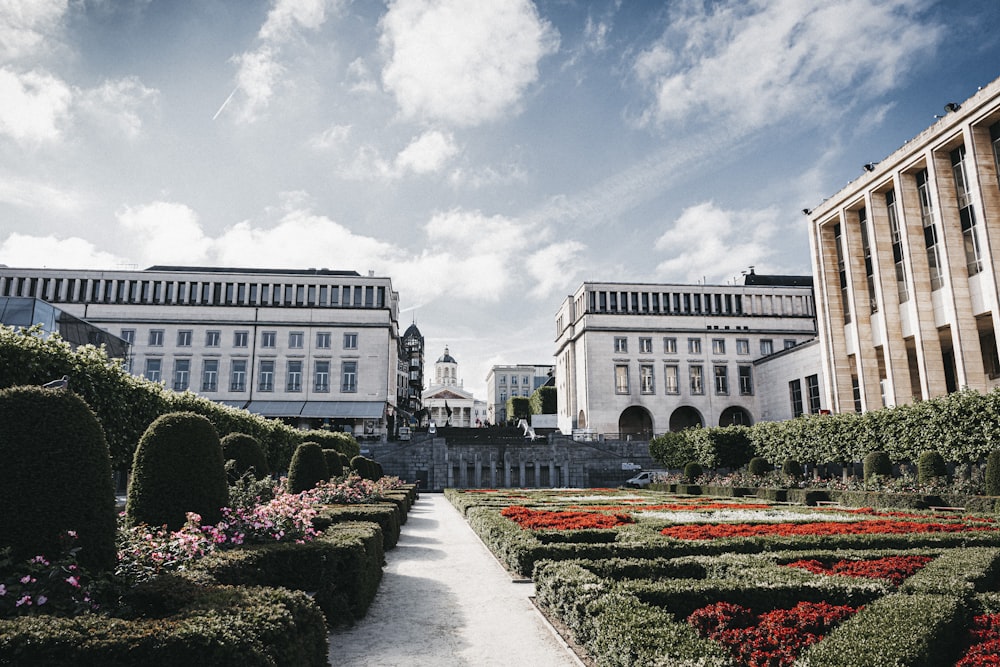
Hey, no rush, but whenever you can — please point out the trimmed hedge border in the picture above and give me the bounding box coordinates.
[314,503,401,550]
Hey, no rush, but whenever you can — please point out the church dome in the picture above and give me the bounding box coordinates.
[437,346,456,364]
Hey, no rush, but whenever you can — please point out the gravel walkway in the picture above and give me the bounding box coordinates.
[328,493,583,666]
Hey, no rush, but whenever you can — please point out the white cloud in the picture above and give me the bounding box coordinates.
[525,240,585,299]
[394,130,458,174]
[345,57,377,93]
[380,0,559,126]
[116,201,211,266]
[0,0,67,62]
[308,122,351,150]
[448,163,527,189]
[653,202,779,283]
[0,176,85,212]
[230,46,285,123]
[0,232,122,269]
[0,67,72,143]
[76,76,159,139]
[258,0,333,41]
[633,0,942,129]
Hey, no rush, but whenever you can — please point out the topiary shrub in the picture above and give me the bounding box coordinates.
[782,459,803,480]
[863,451,892,482]
[338,451,351,471]
[682,461,703,483]
[126,411,229,530]
[299,429,360,459]
[287,442,329,493]
[986,450,1000,496]
[917,450,947,484]
[323,449,344,477]
[0,385,117,571]
[221,432,269,481]
[748,457,770,477]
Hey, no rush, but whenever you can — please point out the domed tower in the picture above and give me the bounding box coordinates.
[434,346,459,387]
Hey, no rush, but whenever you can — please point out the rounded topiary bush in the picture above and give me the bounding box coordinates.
[323,449,344,477]
[300,429,361,458]
[782,459,803,480]
[748,457,770,477]
[221,432,269,480]
[986,450,1000,496]
[126,411,229,530]
[863,451,892,482]
[917,450,947,484]
[338,451,351,470]
[287,442,329,492]
[682,461,703,483]
[0,385,117,571]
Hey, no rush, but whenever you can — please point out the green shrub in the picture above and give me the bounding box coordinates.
[323,449,344,477]
[126,412,229,530]
[863,451,892,482]
[782,459,803,480]
[287,442,329,493]
[0,385,117,571]
[220,432,269,481]
[350,455,381,481]
[337,451,350,470]
[918,450,947,484]
[748,456,770,476]
[682,461,703,483]
[987,449,1000,496]
[298,429,360,459]
[649,430,698,469]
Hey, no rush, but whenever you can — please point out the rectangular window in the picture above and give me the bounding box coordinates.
[614,336,628,353]
[714,365,728,395]
[173,359,190,391]
[760,339,773,356]
[736,339,749,355]
[712,338,725,355]
[234,331,249,347]
[852,375,862,413]
[859,207,878,313]
[314,361,330,392]
[917,169,945,291]
[806,374,821,414]
[149,329,164,347]
[885,189,909,303]
[664,337,677,354]
[688,338,701,354]
[522,375,529,385]
[344,332,358,349]
[201,360,219,392]
[738,365,753,395]
[177,330,193,347]
[499,374,506,385]
[230,360,247,392]
[261,331,276,348]
[789,379,803,417]
[664,365,679,394]
[834,223,852,323]
[689,365,704,394]
[286,360,303,392]
[258,360,275,392]
[951,145,983,276]
[316,332,331,348]
[511,375,518,386]
[614,364,630,394]
[289,331,304,349]
[341,361,358,392]
[120,329,135,345]
[500,390,507,401]
[639,337,652,354]
[205,330,221,347]
[784,339,796,349]
[640,364,654,394]
[144,358,161,383]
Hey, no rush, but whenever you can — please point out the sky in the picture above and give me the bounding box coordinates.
[2,0,1000,399]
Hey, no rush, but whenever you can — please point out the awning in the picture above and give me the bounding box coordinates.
[300,401,385,419]
[216,400,247,408]
[245,401,306,417]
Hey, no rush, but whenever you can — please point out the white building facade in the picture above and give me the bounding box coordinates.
[485,363,553,424]
[422,347,487,427]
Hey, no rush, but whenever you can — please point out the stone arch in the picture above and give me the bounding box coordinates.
[577,410,587,429]
[669,406,703,432]
[719,406,753,426]
[619,406,653,439]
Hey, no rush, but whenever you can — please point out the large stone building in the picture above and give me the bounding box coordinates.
[0,265,405,439]
[398,323,425,422]
[808,76,1000,412]
[422,347,487,428]
[484,363,553,424]
[554,273,821,438]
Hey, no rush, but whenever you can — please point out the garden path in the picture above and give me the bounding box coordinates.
[327,493,583,666]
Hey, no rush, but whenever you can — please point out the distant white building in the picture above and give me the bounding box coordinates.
[554,273,823,438]
[484,363,553,424]
[422,347,488,427]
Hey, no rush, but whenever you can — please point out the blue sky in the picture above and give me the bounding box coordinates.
[1,0,999,398]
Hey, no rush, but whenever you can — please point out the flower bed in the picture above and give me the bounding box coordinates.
[786,555,933,585]
[957,614,1000,666]
[661,519,996,541]
[501,505,635,530]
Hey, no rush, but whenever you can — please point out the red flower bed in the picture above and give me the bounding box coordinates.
[785,555,933,585]
[500,505,635,530]
[688,600,859,667]
[957,614,1000,666]
[661,520,995,541]
[576,502,770,512]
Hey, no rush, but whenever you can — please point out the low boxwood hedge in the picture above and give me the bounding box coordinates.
[313,503,401,550]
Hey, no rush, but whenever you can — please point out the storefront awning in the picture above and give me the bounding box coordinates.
[300,401,385,418]
[244,401,306,417]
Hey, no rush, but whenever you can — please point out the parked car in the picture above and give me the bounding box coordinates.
[625,471,663,488]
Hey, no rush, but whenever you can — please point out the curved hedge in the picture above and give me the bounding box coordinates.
[221,433,270,480]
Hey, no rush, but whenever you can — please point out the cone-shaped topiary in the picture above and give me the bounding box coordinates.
[748,457,770,476]
[0,385,117,571]
[683,461,703,483]
[323,449,344,477]
[221,432,269,480]
[782,459,803,480]
[917,450,947,484]
[287,441,329,492]
[986,450,1000,496]
[126,411,229,530]
[863,451,892,482]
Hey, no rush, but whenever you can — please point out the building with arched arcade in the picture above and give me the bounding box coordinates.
[554,273,823,438]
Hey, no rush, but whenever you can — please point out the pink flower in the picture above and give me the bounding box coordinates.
[66,575,80,588]
[0,583,6,596]
[20,575,33,584]
[37,595,47,605]
[15,595,31,607]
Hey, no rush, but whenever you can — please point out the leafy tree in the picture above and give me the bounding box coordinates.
[529,386,557,415]
[649,430,698,469]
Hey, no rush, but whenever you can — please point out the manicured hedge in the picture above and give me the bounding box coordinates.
[313,503,401,550]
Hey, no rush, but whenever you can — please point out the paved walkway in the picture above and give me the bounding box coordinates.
[328,494,583,666]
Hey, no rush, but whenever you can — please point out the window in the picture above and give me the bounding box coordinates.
[614,337,628,353]
[664,365,679,394]
[712,339,725,355]
[714,365,728,395]
[315,361,330,392]
[760,339,773,356]
[261,331,276,348]
[289,332,304,349]
[286,360,302,391]
[640,365,654,394]
[149,329,164,347]
[736,339,749,355]
[230,360,247,391]
[206,330,221,347]
[201,360,218,392]
[738,365,753,395]
[689,365,704,394]
[614,365,630,394]
[784,339,796,349]
[511,375,518,386]
[341,361,358,392]
[806,374,821,414]
[343,333,358,349]
[173,359,190,391]
[917,169,944,291]
[639,337,653,354]
[952,145,983,276]
[886,189,909,303]
[664,337,677,354]
[499,374,506,385]
[316,332,331,349]
[688,338,701,354]
[234,331,249,347]
[522,375,529,385]
[258,360,275,392]
[789,379,803,417]
[144,359,161,383]
[834,223,851,323]
[500,391,507,401]
[177,330,193,347]
[858,207,878,313]
[120,329,135,345]
[852,375,862,413]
